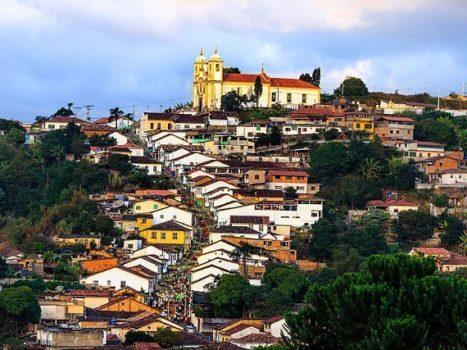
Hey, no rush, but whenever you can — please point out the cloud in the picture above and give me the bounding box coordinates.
[324,60,373,92]
[2,0,424,38]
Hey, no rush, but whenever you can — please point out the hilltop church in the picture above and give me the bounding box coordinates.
[192,48,320,111]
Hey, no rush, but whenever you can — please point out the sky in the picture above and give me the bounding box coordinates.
[0,0,466,122]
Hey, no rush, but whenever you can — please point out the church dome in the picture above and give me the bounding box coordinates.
[209,47,222,60]
[195,48,207,62]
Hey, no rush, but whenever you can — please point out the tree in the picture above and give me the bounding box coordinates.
[284,186,297,199]
[223,67,241,74]
[393,210,438,243]
[433,193,449,208]
[230,242,261,277]
[209,273,256,317]
[104,153,133,175]
[88,134,117,147]
[330,246,362,274]
[254,76,263,107]
[439,215,465,247]
[323,128,339,141]
[333,175,380,209]
[309,142,349,183]
[334,76,369,97]
[153,328,180,348]
[312,67,321,87]
[262,264,308,302]
[221,91,248,112]
[0,286,41,338]
[299,73,313,84]
[52,103,74,116]
[415,118,457,148]
[285,254,467,350]
[308,217,340,261]
[359,158,382,181]
[123,331,154,345]
[0,257,10,278]
[6,128,25,146]
[109,107,124,129]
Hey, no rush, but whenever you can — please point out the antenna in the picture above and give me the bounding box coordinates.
[83,105,95,121]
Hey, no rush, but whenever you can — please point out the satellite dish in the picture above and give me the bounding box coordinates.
[113,200,124,208]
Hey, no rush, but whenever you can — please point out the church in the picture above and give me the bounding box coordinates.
[192,48,321,111]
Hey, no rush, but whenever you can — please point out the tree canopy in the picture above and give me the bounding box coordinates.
[334,76,369,97]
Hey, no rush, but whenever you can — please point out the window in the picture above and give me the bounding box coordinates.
[390,130,394,134]
[93,280,98,286]
[120,281,126,288]
[287,93,292,103]
[254,175,260,180]
[136,205,141,210]
[151,232,157,239]
[365,124,372,129]
[153,204,158,209]
[216,63,220,72]
[150,123,154,129]
[160,215,164,219]
[356,123,361,129]
[311,212,318,217]
[48,124,55,129]
[302,94,307,104]
[107,280,111,286]
[157,123,161,130]
[172,232,178,240]
[161,233,166,239]
[141,219,146,224]
[173,215,177,219]
[128,244,133,249]
[272,92,277,102]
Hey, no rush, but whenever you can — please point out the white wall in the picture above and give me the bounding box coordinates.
[81,268,153,293]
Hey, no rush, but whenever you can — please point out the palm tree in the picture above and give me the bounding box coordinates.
[359,158,382,180]
[229,242,261,277]
[27,143,45,170]
[388,156,404,177]
[458,231,467,255]
[50,144,64,164]
[109,107,124,129]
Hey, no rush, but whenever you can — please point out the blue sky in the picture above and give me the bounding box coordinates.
[1,0,466,122]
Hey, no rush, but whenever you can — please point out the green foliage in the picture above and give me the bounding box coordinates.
[88,134,117,147]
[332,175,381,209]
[334,76,369,97]
[208,273,257,318]
[6,128,25,146]
[123,331,155,345]
[308,216,341,261]
[439,215,465,247]
[223,67,241,74]
[0,257,10,278]
[323,128,339,141]
[221,91,248,112]
[393,210,438,243]
[52,103,74,116]
[0,286,41,338]
[299,67,320,87]
[285,254,466,350]
[330,247,362,274]
[433,193,449,208]
[263,264,308,302]
[256,125,282,146]
[103,153,133,175]
[254,76,263,106]
[309,142,349,183]
[153,328,180,348]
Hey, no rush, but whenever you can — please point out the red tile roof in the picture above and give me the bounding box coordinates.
[80,258,119,274]
[70,289,112,297]
[412,248,451,256]
[377,115,415,123]
[367,199,418,207]
[232,333,278,344]
[223,73,318,89]
[263,315,284,324]
[223,324,260,335]
[47,116,87,124]
[268,170,309,177]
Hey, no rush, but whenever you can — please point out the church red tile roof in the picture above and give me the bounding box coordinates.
[223,72,318,89]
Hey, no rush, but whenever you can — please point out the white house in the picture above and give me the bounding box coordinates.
[264,315,290,338]
[236,124,268,139]
[429,169,467,185]
[108,131,132,146]
[80,266,155,293]
[167,152,216,174]
[216,198,324,227]
[131,245,180,266]
[123,239,143,252]
[95,115,133,129]
[195,179,238,196]
[282,123,340,136]
[197,250,236,265]
[173,115,206,130]
[123,255,167,276]
[148,132,189,150]
[191,265,237,292]
[130,156,162,175]
[207,193,240,211]
[152,206,195,228]
[209,226,261,243]
[230,216,270,235]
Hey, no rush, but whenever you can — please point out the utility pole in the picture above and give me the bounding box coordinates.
[462,81,465,99]
[83,105,95,121]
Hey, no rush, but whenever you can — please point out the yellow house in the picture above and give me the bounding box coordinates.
[133,199,168,214]
[345,112,375,138]
[138,220,191,249]
[122,214,154,232]
[193,48,320,111]
[55,234,102,249]
[140,112,174,134]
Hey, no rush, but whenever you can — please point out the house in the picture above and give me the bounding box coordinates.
[39,300,85,323]
[230,216,270,235]
[209,226,262,243]
[263,315,289,338]
[95,115,133,129]
[80,266,156,293]
[80,123,116,137]
[167,152,216,174]
[121,214,154,232]
[96,296,157,313]
[409,248,467,272]
[37,327,106,349]
[195,179,239,196]
[428,169,467,185]
[173,114,206,130]
[345,111,375,137]
[55,234,102,249]
[123,255,166,276]
[266,170,309,194]
[374,115,415,141]
[233,189,284,203]
[398,140,445,160]
[217,197,324,227]
[123,239,143,252]
[138,220,192,249]
[366,199,419,217]
[152,205,195,228]
[42,116,87,130]
[231,333,279,349]
[131,156,162,175]
[69,289,112,309]
[109,143,145,157]
[131,245,181,266]
[208,112,240,127]
[148,132,190,150]
[416,156,459,175]
[213,319,264,342]
[133,199,168,214]
[110,312,183,341]
[282,124,338,137]
[191,265,239,293]
[222,236,296,263]
[79,258,119,274]
[236,122,268,139]
[140,112,175,134]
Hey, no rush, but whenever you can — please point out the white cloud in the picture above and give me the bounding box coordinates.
[1,0,425,37]
[323,59,374,92]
